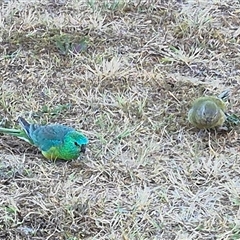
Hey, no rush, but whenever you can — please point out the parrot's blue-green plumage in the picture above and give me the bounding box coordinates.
[0,117,88,160]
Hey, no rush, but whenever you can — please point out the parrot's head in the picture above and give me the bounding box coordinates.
[67,131,89,153]
[198,101,219,124]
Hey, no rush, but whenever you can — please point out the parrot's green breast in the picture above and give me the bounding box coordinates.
[42,145,80,160]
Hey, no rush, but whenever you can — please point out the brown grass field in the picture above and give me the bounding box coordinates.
[1,0,240,239]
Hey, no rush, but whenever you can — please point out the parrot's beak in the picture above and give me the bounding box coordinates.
[80,144,87,153]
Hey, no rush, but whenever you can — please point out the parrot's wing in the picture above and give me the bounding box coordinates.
[225,113,240,125]
[218,89,230,101]
[18,117,39,142]
[32,125,74,151]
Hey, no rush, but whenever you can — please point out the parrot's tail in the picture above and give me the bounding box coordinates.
[0,126,32,144]
[0,127,22,136]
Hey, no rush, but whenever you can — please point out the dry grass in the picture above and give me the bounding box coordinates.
[0,0,240,239]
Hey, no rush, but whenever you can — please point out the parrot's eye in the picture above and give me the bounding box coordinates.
[74,142,80,147]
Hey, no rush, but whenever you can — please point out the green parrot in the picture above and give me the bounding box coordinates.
[188,90,229,129]
[0,117,89,160]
